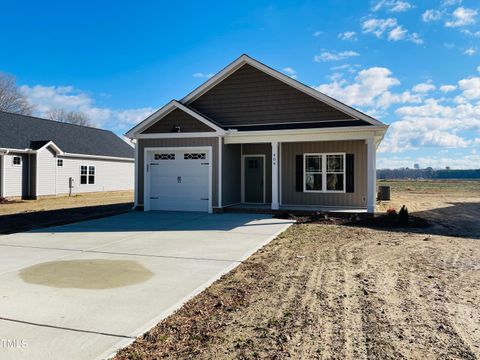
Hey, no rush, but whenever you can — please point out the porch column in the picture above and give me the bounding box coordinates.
[271,141,279,210]
[366,138,376,213]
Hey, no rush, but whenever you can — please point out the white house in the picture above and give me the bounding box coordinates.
[0,111,134,199]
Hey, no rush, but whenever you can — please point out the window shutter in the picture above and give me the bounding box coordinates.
[296,155,303,192]
[346,154,354,193]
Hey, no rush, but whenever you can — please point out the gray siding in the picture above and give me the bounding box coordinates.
[242,143,272,203]
[281,140,367,207]
[137,137,219,207]
[190,64,355,127]
[222,142,241,206]
[142,108,215,133]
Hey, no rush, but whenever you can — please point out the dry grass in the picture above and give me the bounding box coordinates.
[115,181,480,360]
[0,190,133,216]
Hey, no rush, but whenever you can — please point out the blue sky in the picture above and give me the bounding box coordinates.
[1,0,479,169]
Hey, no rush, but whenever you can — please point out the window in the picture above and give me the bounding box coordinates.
[80,165,95,184]
[12,156,21,166]
[57,159,63,167]
[154,153,175,160]
[304,153,345,193]
[184,153,206,160]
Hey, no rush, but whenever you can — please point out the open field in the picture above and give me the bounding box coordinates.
[0,191,133,233]
[116,181,480,359]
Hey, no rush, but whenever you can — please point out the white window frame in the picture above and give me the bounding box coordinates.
[80,165,96,185]
[303,153,346,193]
[12,156,22,166]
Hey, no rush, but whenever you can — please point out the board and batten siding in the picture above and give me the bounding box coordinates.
[2,153,30,197]
[222,141,241,207]
[281,140,367,208]
[56,157,134,195]
[137,137,219,207]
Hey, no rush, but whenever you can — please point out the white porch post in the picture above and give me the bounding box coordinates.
[366,138,376,213]
[0,154,4,198]
[271,141,279,210]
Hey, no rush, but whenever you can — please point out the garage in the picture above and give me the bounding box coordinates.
[145,147,212,212]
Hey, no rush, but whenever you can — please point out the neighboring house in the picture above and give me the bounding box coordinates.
[0,111,134,199]
[126,54,388,213]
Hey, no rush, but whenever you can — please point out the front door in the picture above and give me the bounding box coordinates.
[243,156,264,203]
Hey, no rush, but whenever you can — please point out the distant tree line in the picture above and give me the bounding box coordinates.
[377,168,480,180]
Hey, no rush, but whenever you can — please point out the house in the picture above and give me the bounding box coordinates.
[0,111,134,199]
[126,55,388,213]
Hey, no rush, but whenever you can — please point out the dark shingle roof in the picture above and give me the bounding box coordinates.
[0,111,134,158]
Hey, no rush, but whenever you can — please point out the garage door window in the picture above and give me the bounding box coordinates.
[184,153,206,160]
[154,153,175,160]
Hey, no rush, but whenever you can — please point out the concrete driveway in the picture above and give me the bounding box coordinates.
[0,211,292,360]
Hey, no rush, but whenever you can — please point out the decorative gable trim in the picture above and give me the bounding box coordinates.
[126,100,226,138]
[181,54,383,127]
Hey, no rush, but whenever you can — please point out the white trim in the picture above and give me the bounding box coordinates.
[241,154,266,204]
[224,126,388,144]
[36,140,63,155]
[79,164,96,185]
[61,153,134,162]
[218,137,222,208]
[271,142,279,210]
[126,100,226,138]
[136,132,219,139]
[303,153,346,193]
[12,156,22,167]
[181,54,384,126]
[279,142,282,206]
[366,138,376,213]
[134,140,138,207]
[143,146,213,213]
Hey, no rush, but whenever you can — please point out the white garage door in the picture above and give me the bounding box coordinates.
[147,149,210,212]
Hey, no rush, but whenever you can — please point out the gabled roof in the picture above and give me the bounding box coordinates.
[181,54,384,126]
[0,111,134,159]
[126,100,226,137]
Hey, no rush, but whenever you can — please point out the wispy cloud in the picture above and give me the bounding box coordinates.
[361,17,423,43]
[282,67,297,79]
[314,50,360,62]
[439,84,458,92]
[192,72,214,79]
[463,47,477,56]
[412,81,436,93]
[371,0,413,13]
[445,7,477,27]
[312,31,323,37]
[338,31,357,40]
[422,9,443,22]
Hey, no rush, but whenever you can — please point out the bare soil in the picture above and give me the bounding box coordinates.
[0,191,133,234]
[115,181,480,360]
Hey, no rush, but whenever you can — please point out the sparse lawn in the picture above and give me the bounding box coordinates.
[0,190,133,216]
[116,182,480,360]
[0,191,133,233]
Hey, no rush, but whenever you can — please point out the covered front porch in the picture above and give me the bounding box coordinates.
[219,127,383,213]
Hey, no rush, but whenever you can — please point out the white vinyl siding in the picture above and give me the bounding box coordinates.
[56,157,133,195]
[36,147,57,196]
[2,153,28,197]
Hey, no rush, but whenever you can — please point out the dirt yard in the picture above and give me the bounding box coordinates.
[116,181,480,360]
[0,191,133,234]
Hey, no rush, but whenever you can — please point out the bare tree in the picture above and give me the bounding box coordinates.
[0,72,34,115]
[45,108,92,126]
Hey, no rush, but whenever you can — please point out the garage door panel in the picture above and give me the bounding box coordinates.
[148,149,210,212]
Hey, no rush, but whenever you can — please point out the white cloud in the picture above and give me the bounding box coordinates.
[314,50,360,62]
[440,84,458,92]
[361,17,423,43]
[19,84,154,131]
[315,66,421,110]
[282,67,297,79]
[412,81,436,93]
[442,0,462,7]
[477,65,480,73]
[192,72,214,79]
[463,47,476,56]
[458,77,480,99]
[313,31,323,37]
[372,0,413,13]
[461,29,480,37]
[445,7,477,27]
[422,9,443,22]
[338,31,357,40]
